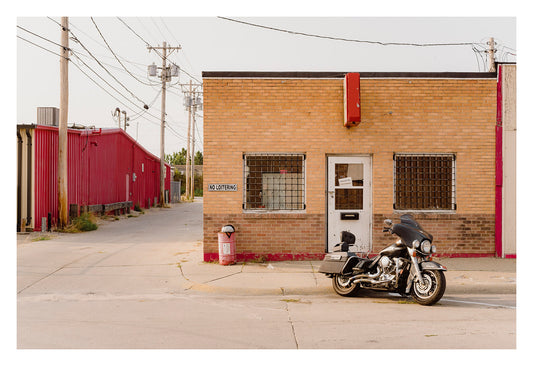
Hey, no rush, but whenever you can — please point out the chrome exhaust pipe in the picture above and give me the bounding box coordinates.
[348,267,382,285]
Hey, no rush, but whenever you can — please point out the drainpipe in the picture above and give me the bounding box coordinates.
[25,129,33,228]
[17,129,23,232]
[495,65,503,258]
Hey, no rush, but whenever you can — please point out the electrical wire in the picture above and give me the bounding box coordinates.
[158,17,201,82]
[18,23,184,148]
[70,46,159,86]
[218,17,477,47]
[17,25,67,50]
[70,50,166,125]
[91,17,158,87]
[136,17,159,45]
[128,89,162,121]
[17,31,138,116]
[68,25,150,109]
[17,35,68,60]
[70,51,149,113]
[117,16,200,84]
[150,17,167,40]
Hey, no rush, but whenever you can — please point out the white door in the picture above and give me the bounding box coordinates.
[327,156,372,253]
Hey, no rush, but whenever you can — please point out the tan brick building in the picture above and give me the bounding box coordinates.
[202,71,499,261]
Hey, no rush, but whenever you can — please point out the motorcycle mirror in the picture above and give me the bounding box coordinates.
[384,219,393,226]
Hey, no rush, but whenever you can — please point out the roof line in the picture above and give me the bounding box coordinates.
[202,71,497,79]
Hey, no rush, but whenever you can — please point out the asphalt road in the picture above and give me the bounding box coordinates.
[17,200,516,349]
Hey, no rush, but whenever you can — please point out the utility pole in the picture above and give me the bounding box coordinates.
[58,16,69,229]
[147,42,181,206]
[191,94,196,199]
[185,80,192,201]
[182,82,202,201]
[488,37,496,72]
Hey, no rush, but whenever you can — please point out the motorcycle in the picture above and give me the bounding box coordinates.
[319,214,447,306]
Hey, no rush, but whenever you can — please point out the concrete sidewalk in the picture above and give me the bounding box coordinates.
[179,253,516,296]
[17,199,516,298]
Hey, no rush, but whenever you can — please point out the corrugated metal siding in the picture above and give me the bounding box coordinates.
[34,126,59,228]
[31,126,170,231]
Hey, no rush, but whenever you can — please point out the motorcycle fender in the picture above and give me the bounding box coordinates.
[420,261,447,271]
[318,253,350,274]
[405,260,446,294]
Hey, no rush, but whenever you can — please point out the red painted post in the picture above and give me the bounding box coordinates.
[495,65,503,258]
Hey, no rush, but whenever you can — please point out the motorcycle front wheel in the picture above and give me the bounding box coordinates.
[332,274,360,297]
[410,270,446,306]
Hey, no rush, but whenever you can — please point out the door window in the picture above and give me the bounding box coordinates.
[334,163,364,210]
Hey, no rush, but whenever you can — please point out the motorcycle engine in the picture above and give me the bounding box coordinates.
[378,256,396,283]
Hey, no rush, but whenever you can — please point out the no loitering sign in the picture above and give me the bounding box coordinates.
[208,184,238,192]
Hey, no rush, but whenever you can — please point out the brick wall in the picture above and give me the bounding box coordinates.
[203,76,496,260]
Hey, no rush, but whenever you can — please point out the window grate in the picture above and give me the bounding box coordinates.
[394,153,456,210]
[243,153,305,210]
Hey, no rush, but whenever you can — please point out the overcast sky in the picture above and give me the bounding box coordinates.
[15,15,516,157]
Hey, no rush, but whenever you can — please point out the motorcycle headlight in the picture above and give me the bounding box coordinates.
[421,240,432,254]
[413,240,420,249]
[431,245,437,254]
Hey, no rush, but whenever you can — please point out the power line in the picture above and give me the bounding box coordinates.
[117,16,200,84]
[90,17,157,87]
[129,89,162,121]
[70,46,158,86]
[150,17,167,40]
[218,17,477,47]
[17,25,67,50]
[69,50,166,124]
[70,51,147,112]
[68,24,150,109]
[17,35,68,60]
[63,18,157,75]
[137,17,159,45]
[117,17,169,60]
[17,32,129,111]
[18,25,173,134]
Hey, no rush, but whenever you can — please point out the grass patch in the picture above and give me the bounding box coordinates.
[31,235,51,242]
[61,213,98,233]
[281,298,301,303]
[280,298,312,304]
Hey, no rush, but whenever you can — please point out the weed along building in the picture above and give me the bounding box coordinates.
[202,69,515,261]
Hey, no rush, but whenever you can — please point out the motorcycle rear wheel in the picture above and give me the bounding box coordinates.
[332,274,360,297]
[410,270,446,306]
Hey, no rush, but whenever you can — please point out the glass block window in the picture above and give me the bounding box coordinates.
[243,153,305,210]
[394,153,456,211]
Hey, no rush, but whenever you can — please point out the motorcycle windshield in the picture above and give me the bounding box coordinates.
[393,215,433,246]
[400,214,423,230]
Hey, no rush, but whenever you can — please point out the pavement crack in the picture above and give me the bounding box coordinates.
[284,302,299,349]
[203,272,241,284]
[17,252,94,294]
[309,261,319,286]
[176,263,190,281]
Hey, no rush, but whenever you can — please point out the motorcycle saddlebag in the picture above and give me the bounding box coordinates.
[318,253,350,274]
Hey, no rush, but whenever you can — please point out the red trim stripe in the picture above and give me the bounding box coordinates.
[203,252,502,262]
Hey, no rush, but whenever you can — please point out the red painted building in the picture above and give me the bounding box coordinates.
[17,124,171,232]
